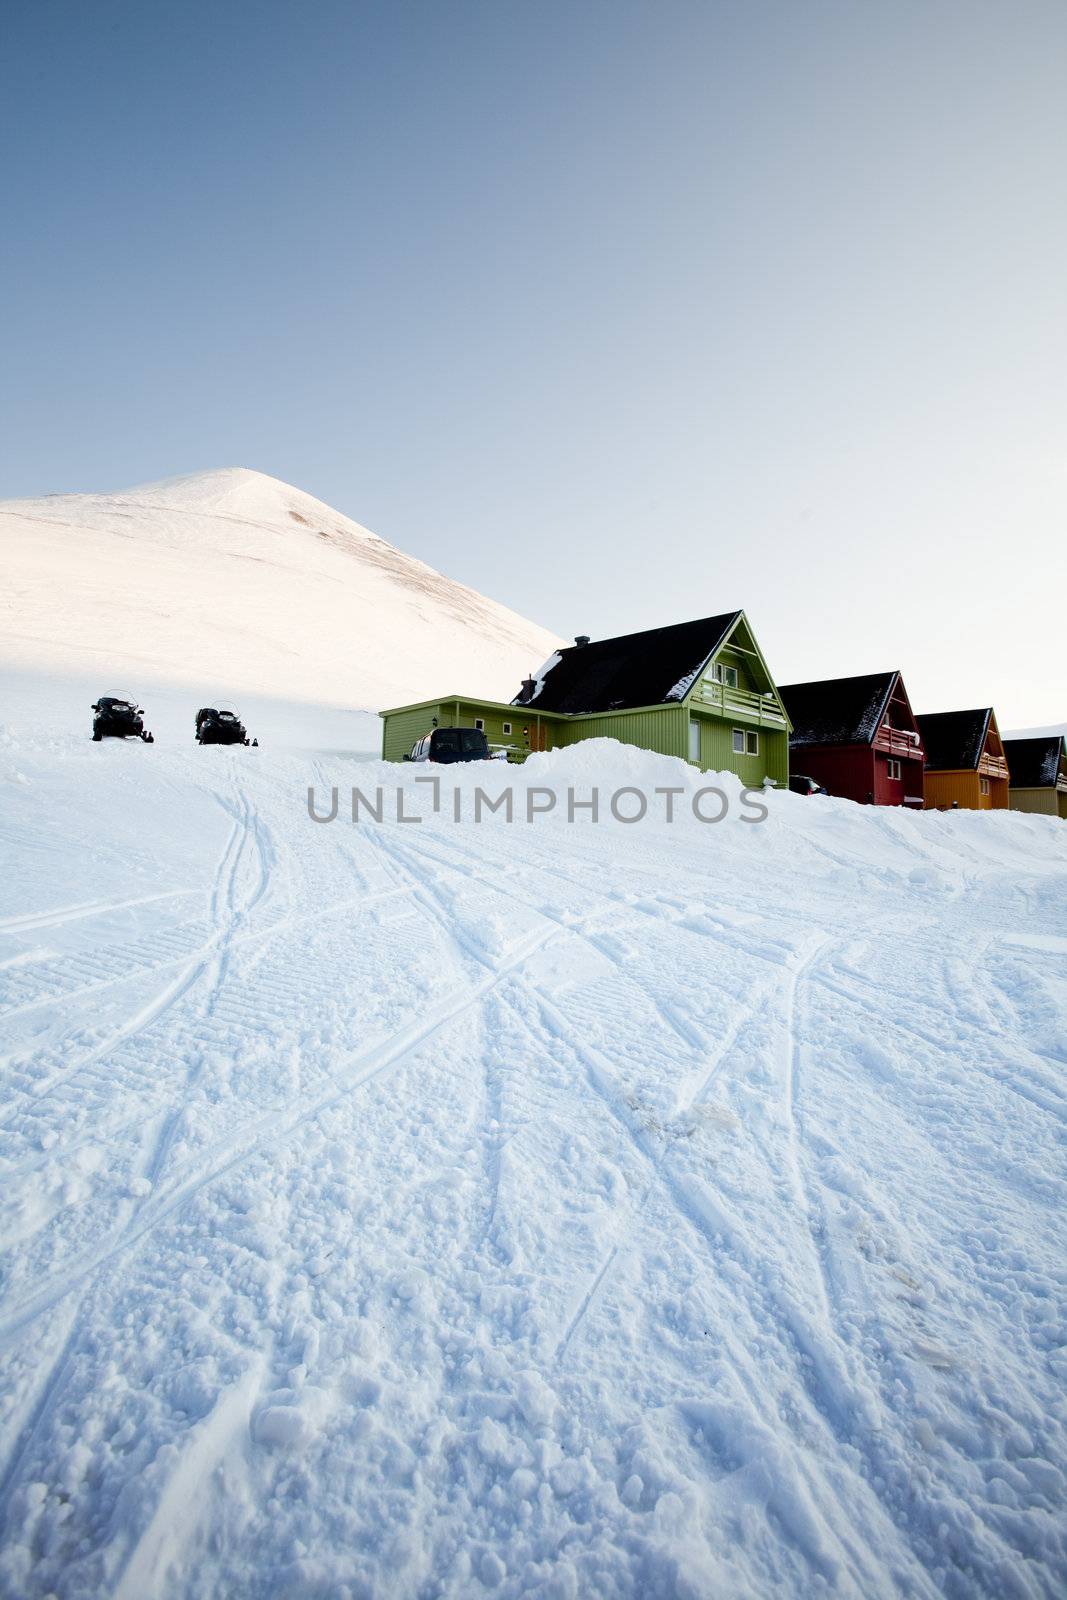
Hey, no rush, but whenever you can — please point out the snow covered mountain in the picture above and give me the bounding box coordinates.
[0,468,562,717]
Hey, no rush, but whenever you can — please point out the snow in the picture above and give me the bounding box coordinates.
[665,661,705,702]
[1033,744,1064,788]
[1038,746,1064,787]
[519,652,563,705]
[0,468,562,729]
[1,676,1066,1599]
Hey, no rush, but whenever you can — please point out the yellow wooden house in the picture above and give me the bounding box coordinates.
[916,708,1009,810]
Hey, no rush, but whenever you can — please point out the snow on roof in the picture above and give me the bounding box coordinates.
[1003,735,1066,788]
[778,672,899,747]
[665,661,707,702]
[513,613,741,713]
[915,709,993,771]
[528,651,562,701]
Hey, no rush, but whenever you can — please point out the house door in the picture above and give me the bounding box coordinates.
[688,718,701,765]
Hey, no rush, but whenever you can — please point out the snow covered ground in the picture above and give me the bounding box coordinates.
[1,688,1066,1599]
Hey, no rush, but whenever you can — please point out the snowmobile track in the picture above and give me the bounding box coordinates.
[0,888,195,938]
[0,882,569,1349]
[1,726,1064,1600]
[370,831,869,1437]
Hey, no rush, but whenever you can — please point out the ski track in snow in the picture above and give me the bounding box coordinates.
[0,736,1065,1600]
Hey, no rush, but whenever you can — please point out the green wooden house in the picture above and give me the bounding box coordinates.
[380,610,791,785]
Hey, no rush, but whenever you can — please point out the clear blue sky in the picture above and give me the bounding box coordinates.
[2,0,1064,723]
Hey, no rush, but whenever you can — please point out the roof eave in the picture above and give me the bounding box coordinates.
[864,670,900,746]
[381,693,553,718]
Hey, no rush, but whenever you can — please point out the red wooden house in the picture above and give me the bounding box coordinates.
[778,670,926,806]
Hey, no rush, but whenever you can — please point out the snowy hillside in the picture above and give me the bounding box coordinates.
[0,469,562,735]
[1,691,1065,1599]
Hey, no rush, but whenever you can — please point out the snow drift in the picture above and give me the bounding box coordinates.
[1,694,1065,1599]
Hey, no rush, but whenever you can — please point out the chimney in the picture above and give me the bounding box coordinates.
[519,677,535,701]
[574,635,590,648]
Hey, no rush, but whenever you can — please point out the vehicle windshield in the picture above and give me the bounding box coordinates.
[431,728,489,756]
[99,698,134,711]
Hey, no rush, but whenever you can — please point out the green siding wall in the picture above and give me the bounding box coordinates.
[1009,787,1065,818]
[381,701,567,762]
[762,728,791,787]
[558,707,686,760]
[382,705,442,762]
[554,705,786,784]
[454,702,565,759]
[688,713,788,787]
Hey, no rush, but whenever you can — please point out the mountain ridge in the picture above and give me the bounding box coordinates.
[0,468,562,715]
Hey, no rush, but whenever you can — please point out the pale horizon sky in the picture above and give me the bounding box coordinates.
[2,0,1065,725]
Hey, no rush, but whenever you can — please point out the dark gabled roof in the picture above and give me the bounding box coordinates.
[1003,736,1066,788]
[916,708,992,771]
[778,671,900,747]
[513,612,742,714]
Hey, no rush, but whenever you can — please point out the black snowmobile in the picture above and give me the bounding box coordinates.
[91,697,154,742]
[195,707,257,747]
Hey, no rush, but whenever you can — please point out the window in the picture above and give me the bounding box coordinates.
[431,728,489,757]
[502,722,512,736]
[474,718,484,731]
[887,758,902,780]
[746,730,758,756]
[689,719,700,763]
[980,776,990,795]
[732,728,745,754]
[711,663,739,688]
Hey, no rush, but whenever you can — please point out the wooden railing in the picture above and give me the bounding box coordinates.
[874,724,924,758]
[691,681,787,724]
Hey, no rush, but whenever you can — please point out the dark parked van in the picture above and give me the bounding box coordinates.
[406,727,491,764]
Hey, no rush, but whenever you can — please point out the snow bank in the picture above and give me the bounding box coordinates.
[1,711,1065,1599]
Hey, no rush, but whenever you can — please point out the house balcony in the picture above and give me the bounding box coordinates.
[874,724,924,759]
[690,681,788,726]
[978,754,1010,780]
